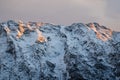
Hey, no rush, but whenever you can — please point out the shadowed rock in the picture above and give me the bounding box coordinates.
[0,20,120,80]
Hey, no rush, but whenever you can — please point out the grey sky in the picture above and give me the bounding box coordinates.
[0,0,120,31]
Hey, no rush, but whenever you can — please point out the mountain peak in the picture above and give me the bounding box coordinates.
[0,20,120,80]
[87,23,112,41]
[0,20,47,43]
[0,20,114,42]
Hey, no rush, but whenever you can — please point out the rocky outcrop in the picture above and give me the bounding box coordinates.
[0,20,120,80]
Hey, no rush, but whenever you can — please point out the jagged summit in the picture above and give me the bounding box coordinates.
[0,20,113,42]
[0,20,120,80]
[87,22,112,41]
[0,20,47,43]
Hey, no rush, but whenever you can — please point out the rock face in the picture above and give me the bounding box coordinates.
[0,20,120,80]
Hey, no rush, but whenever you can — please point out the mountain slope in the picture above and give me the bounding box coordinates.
[0,20,120,80]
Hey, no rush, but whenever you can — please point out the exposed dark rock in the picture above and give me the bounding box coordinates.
[46,60,55,71]
[6,38,16,59]
[0,21,120,80]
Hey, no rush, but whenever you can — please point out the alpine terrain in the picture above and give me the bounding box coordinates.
[0,20,120,80]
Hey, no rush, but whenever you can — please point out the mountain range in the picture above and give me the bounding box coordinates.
[0,20,120,80]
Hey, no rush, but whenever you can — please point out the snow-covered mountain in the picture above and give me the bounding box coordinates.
[0,20,120,80]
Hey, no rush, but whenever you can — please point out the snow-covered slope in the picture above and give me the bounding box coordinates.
[0,20,120,80]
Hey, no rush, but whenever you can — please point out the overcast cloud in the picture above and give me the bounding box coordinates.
[0,0,119,31]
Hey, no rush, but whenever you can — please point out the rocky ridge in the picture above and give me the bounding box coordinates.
[0,20,120,80]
